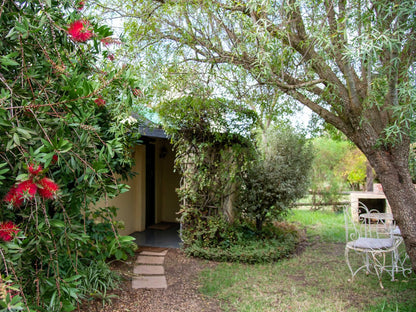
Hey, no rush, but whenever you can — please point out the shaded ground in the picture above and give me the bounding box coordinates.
[79,247,223,312]
[79,232,318,312]
[130,223,182,249]
[79,240,415,312]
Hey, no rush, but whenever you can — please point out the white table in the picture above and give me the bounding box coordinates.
[360,212,394,222]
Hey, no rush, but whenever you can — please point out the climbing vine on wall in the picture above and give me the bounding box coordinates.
[157,96,256,246]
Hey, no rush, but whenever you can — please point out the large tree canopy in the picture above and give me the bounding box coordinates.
[99,0,416,269]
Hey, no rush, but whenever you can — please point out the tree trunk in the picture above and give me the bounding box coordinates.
[365,145,416,272]
[222,181,236,223]
[256,217,263,232]
[366,161,374,192]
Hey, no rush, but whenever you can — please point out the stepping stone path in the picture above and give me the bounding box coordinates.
[132,249,168,289]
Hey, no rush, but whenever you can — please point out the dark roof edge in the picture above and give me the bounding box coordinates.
[131,113,169,139]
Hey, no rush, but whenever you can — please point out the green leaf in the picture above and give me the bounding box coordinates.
[49,290,57,309]
[114,249,123,260]
[50,219,65,228]
[5,242,21,250]
[40,138,54,150]
[0,57,19,67]
[0,117,12,127]
[10,295,24,306]
[0,163,9,176]
[0,50,20,68]
[13,133,20,146]
[16,172,28,180]
[5,27,17,39]
[107,144,114,157]
[63,274,82,283]
[16,127,35,139]
[0,162,9,169]
[44,154,53,168]
[6,138,14,151]
[62,301,76,312]
[58,140,73,153]
[118,235,135,243]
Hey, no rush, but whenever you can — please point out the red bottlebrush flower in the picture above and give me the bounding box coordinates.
[16,180,37,199]
[100,37,121,46]
[68,20,93,42]
[94,96,106,107]
[28,163,42,176]
[4,180,37,207]
[132,88,143,97]
[52,155,58,164]
[0,221,19,242]
[100,37,111,46]
[4,187,23,207]
[77,0,85,10]
[38,178,59,199]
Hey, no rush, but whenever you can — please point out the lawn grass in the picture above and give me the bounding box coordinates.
[199,209,416,312]
[286,208,346,243]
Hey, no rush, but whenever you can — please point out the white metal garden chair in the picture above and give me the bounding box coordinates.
[344,202,402,289]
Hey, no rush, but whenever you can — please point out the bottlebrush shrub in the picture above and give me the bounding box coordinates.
[0,1,140,311]
[4,164,59,207]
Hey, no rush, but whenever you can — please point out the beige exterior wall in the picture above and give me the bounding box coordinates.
[98,145,146,235]
[96,140,180,236]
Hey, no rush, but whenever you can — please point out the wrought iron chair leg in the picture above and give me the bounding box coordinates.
[346,248,373,281]
[345,247,354,281]
[391,249,397,281]
[365,252,371,275]
[370,253,383,289]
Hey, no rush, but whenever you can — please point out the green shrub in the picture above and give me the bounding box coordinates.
[238,127,313,231]
[184,219,300,263]
[77,260,121,305]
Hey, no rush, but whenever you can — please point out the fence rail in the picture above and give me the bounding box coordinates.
[292,201,350,207]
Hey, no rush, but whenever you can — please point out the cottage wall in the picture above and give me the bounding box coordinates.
[97,145,146,235]
[95,140,180,236]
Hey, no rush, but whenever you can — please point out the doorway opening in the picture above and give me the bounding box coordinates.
[145,142,155,227]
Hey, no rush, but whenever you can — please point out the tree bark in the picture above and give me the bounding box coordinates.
[366,161,374,192]
[256,216,263,232]
[361,141,416,272]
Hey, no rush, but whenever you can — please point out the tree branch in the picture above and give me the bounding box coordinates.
[286,88,349,135]
[325,0,364,111]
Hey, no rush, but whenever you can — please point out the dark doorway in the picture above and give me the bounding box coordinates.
[145,143,155,227]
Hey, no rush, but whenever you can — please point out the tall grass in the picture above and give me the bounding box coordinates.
[199,209,416,312]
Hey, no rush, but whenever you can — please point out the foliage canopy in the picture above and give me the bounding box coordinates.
[0,1,139,310]
[98,0,416,269]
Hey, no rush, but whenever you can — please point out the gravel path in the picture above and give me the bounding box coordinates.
[80,248,223,312]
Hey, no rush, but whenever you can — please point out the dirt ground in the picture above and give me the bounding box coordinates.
[78,237,415,312]
[79,247,223,312]
[79,231,310,312]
